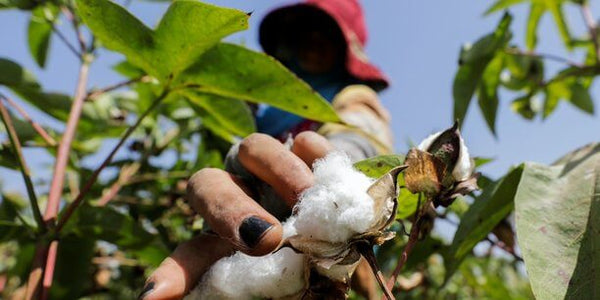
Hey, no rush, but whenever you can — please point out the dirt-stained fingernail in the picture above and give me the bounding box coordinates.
[239,215,274,249]
[137,281,154,300]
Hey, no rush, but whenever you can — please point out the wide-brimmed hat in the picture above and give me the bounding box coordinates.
[259,0,389,91]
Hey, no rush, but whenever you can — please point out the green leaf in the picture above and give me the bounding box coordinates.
[569,81,594,114]
[515,143,600,299]
[28,4,59,68]
[182,90,255,138]
[76,0,248,79]
[543,79,570,118]
[453,63,485,124]
[453,13,512,125]
[511,95,536,120]
[178,43,341,123]
[49,236,95,299]
[396,174,421,219]
[484,0,527,15]
[477,53,504,135]
[62,203,154,249]
[353,154,405,178]
[444,165,524,282]
[525,2,545,49]
[546,0,572,49]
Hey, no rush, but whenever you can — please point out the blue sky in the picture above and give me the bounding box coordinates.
[1,0,599,194]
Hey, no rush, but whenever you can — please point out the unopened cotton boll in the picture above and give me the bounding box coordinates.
[293,152,376,243]
[187,247,306,300]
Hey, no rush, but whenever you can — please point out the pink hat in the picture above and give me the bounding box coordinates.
[259,0,390,91]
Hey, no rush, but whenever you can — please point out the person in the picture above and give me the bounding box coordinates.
[139,0,394,299]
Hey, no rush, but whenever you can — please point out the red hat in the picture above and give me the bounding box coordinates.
[259,0,389,91]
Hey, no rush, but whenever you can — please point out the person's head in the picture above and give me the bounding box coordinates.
[259,0,389,91]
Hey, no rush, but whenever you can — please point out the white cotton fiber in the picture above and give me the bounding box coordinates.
[293,152,376,243]
[187,247,306,300]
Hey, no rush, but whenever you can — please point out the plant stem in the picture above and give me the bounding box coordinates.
[25,242,47,299]
[503,48,582,68]
[0,98,45,231]
[86,75,149,101]
[581,3,600,64]
[40,241,58,300]
[1,93,57,147]
[44,61,90,225]
[49,24,81,59]
[55,90,168,232]
[386,198,430,293]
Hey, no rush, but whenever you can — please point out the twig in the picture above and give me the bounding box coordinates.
[503,48,582,68]
[86,75,148,101]
[49,24,82,59]
[0,98,45,231]
[1,93,57,147]
[55,90,169,232]
[97,163,140,206]
[385,196,429,293]
[581,3,600,64]
[40,240,58,300]
[485,236,524,262]
[44,62,90,225]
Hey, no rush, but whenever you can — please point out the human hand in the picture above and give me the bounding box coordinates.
[139,131,334,300]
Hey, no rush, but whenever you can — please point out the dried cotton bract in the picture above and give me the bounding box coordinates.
[187,152,402,299]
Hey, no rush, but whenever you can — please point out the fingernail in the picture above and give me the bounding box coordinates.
[239,216,274,248]
[138,281,154,300]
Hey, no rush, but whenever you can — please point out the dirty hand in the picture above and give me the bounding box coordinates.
[139,132,334,300]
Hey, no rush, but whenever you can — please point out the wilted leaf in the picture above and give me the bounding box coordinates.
[444,164,524,281]
[515,143,600,299]
[77,0,248,78]
[178,43,340,123]
[404,149,444,195]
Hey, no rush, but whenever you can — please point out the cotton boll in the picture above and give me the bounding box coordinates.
[417,131,442,152]
[451,134,473,181]
[293,152,375,243]
[188,247,306,300]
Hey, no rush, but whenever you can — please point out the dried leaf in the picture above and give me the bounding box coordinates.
[367,165,407,231]
[404,149,445,195]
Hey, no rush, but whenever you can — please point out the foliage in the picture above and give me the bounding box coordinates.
[454,0,599,134]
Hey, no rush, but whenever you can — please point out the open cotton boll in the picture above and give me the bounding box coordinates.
[417,131,443,152]
[293,152,376,243]
[188,247,306,300]
[452,134,473,181]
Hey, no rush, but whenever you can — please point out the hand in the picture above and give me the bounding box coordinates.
[139,132,334,300]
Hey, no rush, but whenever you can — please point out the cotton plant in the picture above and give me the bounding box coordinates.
[188,123,476,300]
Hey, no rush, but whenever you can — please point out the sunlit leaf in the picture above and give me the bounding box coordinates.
[478,53,504,135]
[525,2,545,50]
[569,81,594,114]
[77,0,248,79]
[353,154,405,179]
[28,4,59,68]
[178,43,341,123]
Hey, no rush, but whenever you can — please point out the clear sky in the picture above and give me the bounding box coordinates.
[1,0,599,194]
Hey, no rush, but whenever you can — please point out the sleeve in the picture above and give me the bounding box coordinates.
[317,84,394,161]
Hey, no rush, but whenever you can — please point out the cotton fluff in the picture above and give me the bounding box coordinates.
[187,245,305,300]
[293,152,376,243]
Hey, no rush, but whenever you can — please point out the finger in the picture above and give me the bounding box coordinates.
[187,168,283,256]
[139,234,233,300]
[238,133,314,206]
[291,131,334,167]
